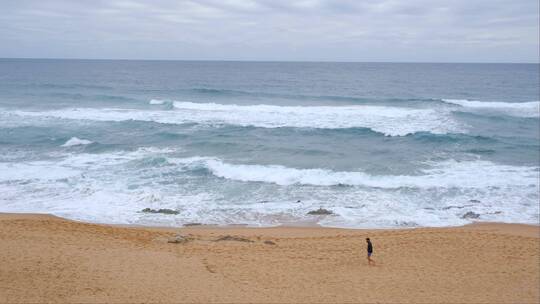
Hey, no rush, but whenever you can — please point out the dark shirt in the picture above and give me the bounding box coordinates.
[367,241,373,253]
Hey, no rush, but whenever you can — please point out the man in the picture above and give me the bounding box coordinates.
[366,238,374,265]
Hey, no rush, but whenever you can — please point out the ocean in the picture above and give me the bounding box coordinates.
[0,59,538,228]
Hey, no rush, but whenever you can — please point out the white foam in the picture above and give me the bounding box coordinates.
[5,101,466,136]
[442,99,540,118]
[2,149,537,189]
[149,99,167,105]
[0,147,175,182]
[179,157,539,189]
[0,162,81,181]
[1,150,537,228]
[61,137,93,147]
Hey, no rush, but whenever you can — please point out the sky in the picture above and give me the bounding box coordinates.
[0,0,538,62]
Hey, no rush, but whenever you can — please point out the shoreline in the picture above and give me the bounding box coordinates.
[3,211,539,232]
[1,212,539,303]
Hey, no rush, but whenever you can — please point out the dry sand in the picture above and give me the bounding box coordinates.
[0,213,538,303]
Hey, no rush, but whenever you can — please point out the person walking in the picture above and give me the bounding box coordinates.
[366,238,374,265]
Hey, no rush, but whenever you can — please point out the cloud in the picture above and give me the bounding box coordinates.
[0,0,537,62]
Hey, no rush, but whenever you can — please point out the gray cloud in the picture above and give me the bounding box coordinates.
[0,0,538,62]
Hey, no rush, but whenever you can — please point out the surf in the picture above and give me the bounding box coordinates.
[441,99,540,118]
[4,101,466,136]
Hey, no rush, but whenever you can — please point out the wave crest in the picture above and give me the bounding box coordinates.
[442,99,540,118]
[61,137,93,147]
[175,157,539,189]
[5,101,465,136]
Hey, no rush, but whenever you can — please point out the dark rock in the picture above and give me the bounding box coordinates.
[307,208,333,215]
[442,204,473,210]
[155,208,179,215]
[215,235,254,243]
[141,208,179,215]
[461,211,481,219]
[183,222,202,227]
[469,199,481,204]
[264,240,276,245]
[394,220,418,227]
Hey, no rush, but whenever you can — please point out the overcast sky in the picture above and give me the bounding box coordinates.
[0,0,538,62]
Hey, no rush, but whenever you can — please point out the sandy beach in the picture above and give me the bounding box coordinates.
[0,213,538,303]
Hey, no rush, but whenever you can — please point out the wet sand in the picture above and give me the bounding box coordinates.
[0,213,538,303]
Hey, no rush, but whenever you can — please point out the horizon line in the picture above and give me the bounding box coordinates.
[0,57,538,64]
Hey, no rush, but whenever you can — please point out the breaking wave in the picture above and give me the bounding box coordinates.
[3,148,537,189]
[61,137,93,147]
[1,148,538,228]
[4,101,465,136]
[175,157,539,188]
[441,99,540,118]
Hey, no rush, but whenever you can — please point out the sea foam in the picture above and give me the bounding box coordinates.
[3,151,537,189]
[1,149,538,228]
[61,137,93,147]
[442,99,540,118]
[175,157,539,189]
[5,101,466,136]
[149,99,166,105]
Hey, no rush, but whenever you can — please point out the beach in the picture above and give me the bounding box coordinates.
[1,0,539,302]
[0,213,538,303]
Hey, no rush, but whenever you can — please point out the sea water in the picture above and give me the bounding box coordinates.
[0,59,538,228]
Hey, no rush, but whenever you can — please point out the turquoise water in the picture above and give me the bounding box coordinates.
[0,59,538,227]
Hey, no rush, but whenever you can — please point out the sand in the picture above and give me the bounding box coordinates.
[0,213,538,303]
